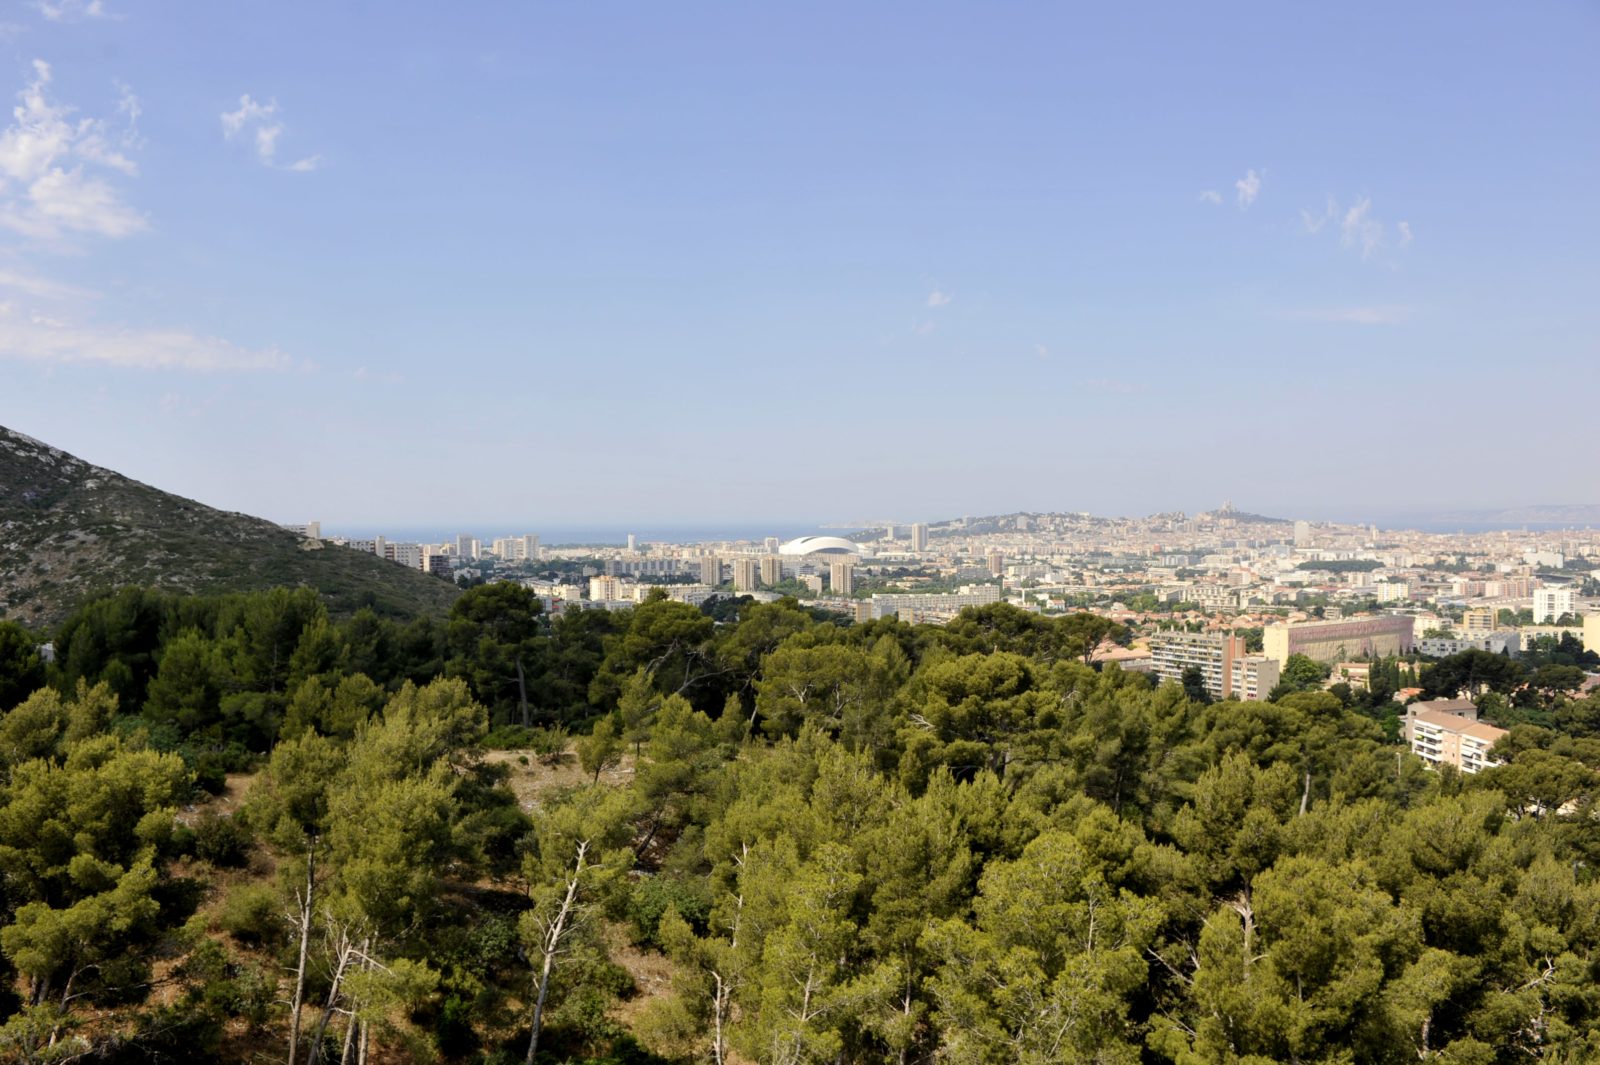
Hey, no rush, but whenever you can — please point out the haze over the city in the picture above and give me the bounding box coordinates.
[2,2,1596,525]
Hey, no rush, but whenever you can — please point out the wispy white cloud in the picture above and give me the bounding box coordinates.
[0,66,296,375]
[1035,343,1049,360]
[0,303,295,371]
[221,94,320,172]
[113,80,141,146]
[0,266,96,300]
[219,95,270,139]
[1300,197,1335,234]
[36,0,110,22]
[926,289,951,308]
[1198,189,1222,205]
[1300,194,1411,261]
[1279,306,1412,325]
[1340,198,1385,259]
[0,59,146,240]
[1235,168,1261,209]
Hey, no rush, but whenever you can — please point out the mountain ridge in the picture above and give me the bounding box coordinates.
[0,424,459,629]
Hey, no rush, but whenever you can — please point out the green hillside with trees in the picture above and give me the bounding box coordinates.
[1,587,1599,1064]
[0,425,458,629]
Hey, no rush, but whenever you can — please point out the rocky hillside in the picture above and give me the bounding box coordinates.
[0,424,458,629]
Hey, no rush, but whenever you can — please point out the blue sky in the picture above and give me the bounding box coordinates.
[2,2,1596,528]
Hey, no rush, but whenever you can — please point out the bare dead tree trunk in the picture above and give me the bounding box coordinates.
[710,970,730,1065]
[306,926,356,1065]
[338,1004,357,1065]
[339,936,377,1065]
[527,841,588,1065]
[1227,892,1257,975]
[1299,768,1312,816]
[288,838,316,1065]
[709,845,748,1065]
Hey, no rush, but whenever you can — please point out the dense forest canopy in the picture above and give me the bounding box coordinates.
[0,585,1598,1063]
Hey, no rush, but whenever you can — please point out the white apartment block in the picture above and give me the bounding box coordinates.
[1403,700,1506,775]
[868,583,1001,621]
[589,575,628,601]
[1187,585,1244,611]
[1228,655,1280,701]
[388,543,425,569]
[1534,587,1574,624]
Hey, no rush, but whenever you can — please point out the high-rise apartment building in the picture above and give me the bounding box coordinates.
[388,542,424,569]
[1147,632,1279,701]
[987,550,1004,577]
[1229,653,1280,701]
[1534,587,1574,624]
[733,558,760,592]
[1461,607,1495,635]
[764,537,780,554]
[760,556,784,586]
[589,575,626,601]
[910,523,929,552]
[700,557,723,586]
[522,534,541,562]
[627,534,637,553]
[830,561,854,596]
[455,533,478,561]
[1294,520,1311,546]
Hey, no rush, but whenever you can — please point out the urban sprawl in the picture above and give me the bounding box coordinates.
[289,503,1600,779]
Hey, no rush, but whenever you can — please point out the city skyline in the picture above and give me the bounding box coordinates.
[3,2,1597,523]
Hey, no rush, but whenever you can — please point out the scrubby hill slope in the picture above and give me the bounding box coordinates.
[0,424,457,628]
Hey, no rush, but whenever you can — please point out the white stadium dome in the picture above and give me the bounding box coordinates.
[777,535,864,557]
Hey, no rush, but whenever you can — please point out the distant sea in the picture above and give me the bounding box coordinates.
[1390,521,1599,534]
[323,523,855,547]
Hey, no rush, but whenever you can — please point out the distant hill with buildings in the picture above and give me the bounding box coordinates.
[841,505,1290,540]
[0,424,459,629]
